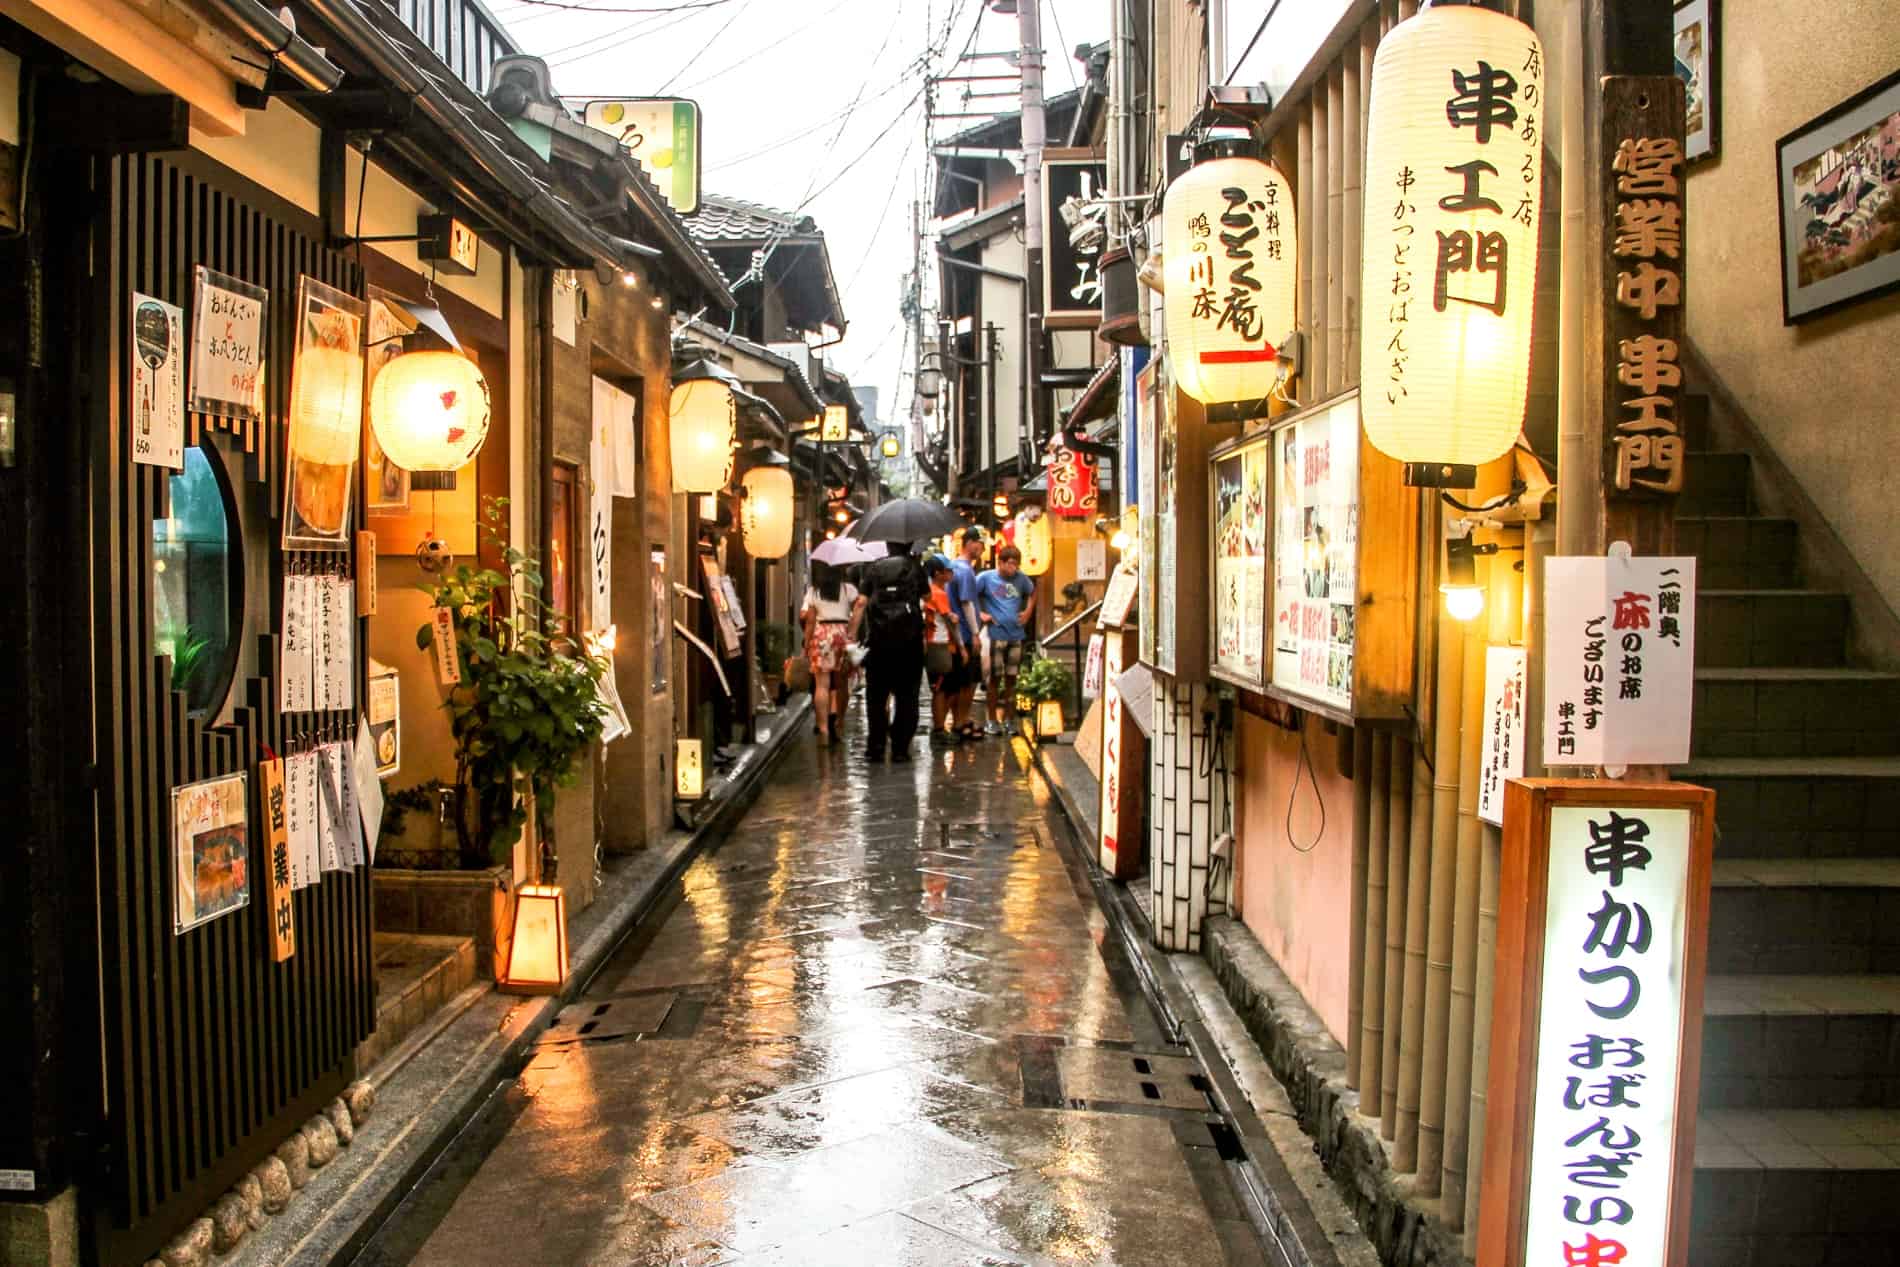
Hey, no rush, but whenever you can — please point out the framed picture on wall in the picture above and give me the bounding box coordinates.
[1673,0,1719,161]
[1776,67,1900,323]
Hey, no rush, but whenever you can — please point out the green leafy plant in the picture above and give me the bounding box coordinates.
[756,621,796,675]
[1017,653,1074,706]
[416,498,607,865]
[158,624,211,693]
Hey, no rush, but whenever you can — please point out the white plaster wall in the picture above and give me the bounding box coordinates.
[1685,0,1900,611]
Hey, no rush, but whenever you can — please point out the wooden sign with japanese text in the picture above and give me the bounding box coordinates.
[258,758,295,961]
[1097,625,1143,881]
[1479,780,1714,1267]
[1602,77,1688,501]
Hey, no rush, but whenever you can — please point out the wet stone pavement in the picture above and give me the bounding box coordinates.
[373,709,1280,1266]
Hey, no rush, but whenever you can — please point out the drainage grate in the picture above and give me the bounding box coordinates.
[536,992,677,1047]
[1019,1038,1217,1117]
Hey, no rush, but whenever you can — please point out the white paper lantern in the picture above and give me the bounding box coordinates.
[289,344,364,467]
[368,349,490,473]
[1162,146,1296,408]
[1014,508,1052,577]
[741,464,793,559]
[668,375,736,493]
[1359,3,1545,483]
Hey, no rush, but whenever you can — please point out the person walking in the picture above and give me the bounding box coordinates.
[859,541,927,762]
[798,560,862,745]
[975,544,1036,736]
[948,527,986,742]
[922,555,965,745]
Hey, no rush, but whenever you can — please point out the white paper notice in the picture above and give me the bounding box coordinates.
[284,752,317,889]
[337,739,365,868]
[353,716,385,861]
[330,576,355,711]
[1543,554,1696,767]
[1075,538,1107,582]
[189,266,266,420]
[280,574,313,714]
[316,745,343,873]
[131,293,185,469]
[1478,646,1528,827]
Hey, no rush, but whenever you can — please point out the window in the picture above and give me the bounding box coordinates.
[153,443,242,718]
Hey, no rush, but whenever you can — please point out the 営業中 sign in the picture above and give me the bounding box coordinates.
[1543,551,1696,767]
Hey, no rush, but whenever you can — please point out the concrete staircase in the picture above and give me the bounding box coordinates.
[1675,396,1900,1267]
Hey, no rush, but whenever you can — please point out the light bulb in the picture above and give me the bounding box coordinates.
[1442,583,1485,622]
[1109,530,1131,551]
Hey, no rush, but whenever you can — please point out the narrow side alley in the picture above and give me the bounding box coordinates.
[362,713,1282,1266]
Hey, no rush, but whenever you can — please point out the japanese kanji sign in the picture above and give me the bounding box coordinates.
[1045,443,1097,518]
[188,266,265,422]
[258,757,295,961]
[1043,154,1108,322]
[1478,645,1527,826]
[1601,77,1688,499]
[1480,781,1714,1267]
[1543,552,1696,767]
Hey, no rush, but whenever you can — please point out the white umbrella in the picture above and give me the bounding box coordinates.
[810,536,879,566]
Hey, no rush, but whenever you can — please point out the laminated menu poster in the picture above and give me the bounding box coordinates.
[188,266,265,422]
[1270,394,1360,715]
[131,292,185,469]
[171,771,250,934]
[1211,433,1270,690]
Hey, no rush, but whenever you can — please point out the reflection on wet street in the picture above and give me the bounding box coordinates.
[399,711,1275,1265]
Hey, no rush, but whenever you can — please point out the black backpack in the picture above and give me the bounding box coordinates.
[863,557,923,646]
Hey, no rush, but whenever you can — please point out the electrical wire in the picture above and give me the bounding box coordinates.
[1284,720,1326,853]
[491,0,733,14]
[665,0,857,93]
[655,0,758,92]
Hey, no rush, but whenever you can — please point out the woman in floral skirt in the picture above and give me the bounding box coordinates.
[799,561,864,744]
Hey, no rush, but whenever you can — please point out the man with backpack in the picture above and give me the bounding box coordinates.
[859,541,928,762]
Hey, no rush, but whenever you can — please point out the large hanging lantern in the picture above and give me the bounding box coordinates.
[368,349,490,489]
[741,462,794,559]
[1359,2,1545,488]
[288,344,365,467]
[1014,507,1053,576]
[1162,139,1296,411]
[668,362,737,493]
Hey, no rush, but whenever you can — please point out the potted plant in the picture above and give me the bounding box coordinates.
[415,497,608,867]
[1017,653,1076,742]
[756,620,796,696]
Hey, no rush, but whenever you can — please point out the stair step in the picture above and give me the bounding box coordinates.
[1693,1109,1900,1265]
[353,932,479,1073]
[1679,450,1754,517]
[1710,859,1900,973]
[1694,667,1900,759]
[1701,974,1900,1109]
[1698,589,1849,668]
[1677,756,1900,860]
[1677,515,1799,589]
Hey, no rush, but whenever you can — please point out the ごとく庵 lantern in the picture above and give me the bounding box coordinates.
[1162,141,1296,411]
[1359,3,1545,487]
[1014,508,1052,576]
[675,738,704,800]
[1036,698,1065,738]
[669,364,737,493]
[288,344,365,467]
[368,349,490,488]
[741,464,794,559]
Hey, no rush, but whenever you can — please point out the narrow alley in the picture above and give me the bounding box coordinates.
[364,713,1282,1266]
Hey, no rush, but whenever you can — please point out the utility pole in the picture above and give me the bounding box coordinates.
[1018,0,1046,461]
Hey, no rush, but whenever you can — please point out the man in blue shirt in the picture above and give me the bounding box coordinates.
[948,528,985,740]
[976,544,1036,735]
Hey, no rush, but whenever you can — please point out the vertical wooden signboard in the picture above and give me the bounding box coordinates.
[1479,780,1714,1267]
[1098,624,1143,881]
[258,757,296,961]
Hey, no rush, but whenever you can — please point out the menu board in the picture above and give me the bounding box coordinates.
[1210,432,1270,689]
[1270,394,1360,715]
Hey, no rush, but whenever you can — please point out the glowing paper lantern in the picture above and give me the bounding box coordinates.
[741,464,794,559]
[1036,698,1065,738]
[1014,508,1052,576]
[368,349,490,483]
[500,884,568,994]
[675,738,703,799]
[1162,142,1296,409]
[288,344,365,466]
[1360,3,1545,486]
[668,372,736,493]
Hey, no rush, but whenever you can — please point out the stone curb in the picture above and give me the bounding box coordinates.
[1202,917,1469,1267]
[224,697,812,1267]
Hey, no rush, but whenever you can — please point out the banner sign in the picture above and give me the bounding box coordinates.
[581,98,702,215]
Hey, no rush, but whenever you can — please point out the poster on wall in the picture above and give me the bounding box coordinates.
[1154,359,1178,674]
[1269,393,1360,715]
[1136,360,1158,663]
[588,389,614,632]
[131,293,185,470]
[171,771,250,935]
[1478,645,1528,826]
[1543,552,1697,767]
[650,548,669,694]
[188,266,266,422]
[1210,432,1270,690]
[367,660,401,778]
[364,289,418,514]
[1075,537,1107,583]
[282,276,366,550]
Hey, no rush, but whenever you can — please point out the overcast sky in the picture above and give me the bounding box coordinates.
[487,0,1109,422]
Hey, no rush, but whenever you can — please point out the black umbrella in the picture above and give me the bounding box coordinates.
[845,497,963,543]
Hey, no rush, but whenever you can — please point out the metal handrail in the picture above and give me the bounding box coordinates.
[1044,599,1103,645]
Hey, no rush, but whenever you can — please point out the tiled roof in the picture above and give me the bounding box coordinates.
[687,194,819,245]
